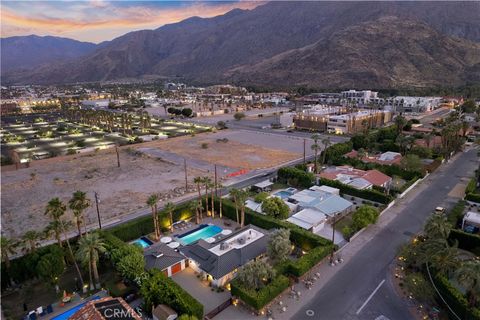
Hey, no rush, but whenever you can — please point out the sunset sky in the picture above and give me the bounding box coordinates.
[1,1,262,43]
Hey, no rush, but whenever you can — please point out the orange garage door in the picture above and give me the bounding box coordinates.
[171,262,182,275]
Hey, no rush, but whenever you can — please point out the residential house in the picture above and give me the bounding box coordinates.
[180,225,269,287]
[320,166,392,190]
[345,150,402,166]
[144,243,186,277]
[152,304,178,320]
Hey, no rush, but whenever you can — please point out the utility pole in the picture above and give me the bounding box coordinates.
[94,192,102,229]
[303,139,306,165]
[115,145,120,167]
[330,212,338,265]
[184,158,188,190]
[214,164,218,197]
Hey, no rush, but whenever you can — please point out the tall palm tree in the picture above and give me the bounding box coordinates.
[230,188,240,224]
[58,219,85,290]
[69,191,91,237]
[321,137,331,166]
[194,176,204,220]
[45,197,66,222]
[455,260,480,307]
[394,115,407,135]
[146,194,160,240]
[203,177,212,216]
[217,183,224,219]
[76,233,106,290]
[209,181,215,219]
[424,215,451,240]
[236,190,249,228]
[0,236,18,270]
[311,134,320,173]
[22,230,42,254]
[429,245,459,277]
[45,220,64,248]
[164,202,176,231]
[188,201,201,224]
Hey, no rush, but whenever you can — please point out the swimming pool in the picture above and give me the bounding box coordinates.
[131,236,154,248]
[177,224,222,245]
[51,296,100,320]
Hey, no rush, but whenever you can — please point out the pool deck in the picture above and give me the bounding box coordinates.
[44,290,108,320]
[170,217,240,244]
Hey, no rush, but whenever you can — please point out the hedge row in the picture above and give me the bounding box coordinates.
[448,229,480,256]
[215,198,331,250]
[277,167,315,188]
[433,274,480,320]
[446,200,466,227]
[106,201,196,242]
[285,245,332,277]
[466,178,477,194]
[231,274,290,310]
[465,193,480,204]
[317,177,393,204]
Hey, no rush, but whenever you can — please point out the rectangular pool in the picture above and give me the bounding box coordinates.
[51,296,100,320]
[131,236,154,249]
[177,224,222,245]
[274,190,293,199]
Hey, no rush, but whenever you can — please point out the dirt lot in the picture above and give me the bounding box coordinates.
[1,147,203,238]
[143,130,301,170]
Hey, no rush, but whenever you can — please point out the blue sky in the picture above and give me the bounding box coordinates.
[1,1,262,43]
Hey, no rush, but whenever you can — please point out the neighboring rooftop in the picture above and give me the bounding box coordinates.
[320,166,392,188]
[287,208,327,230]
[144,242,185,271]
[288,188,353,217]
[70,297,141,320]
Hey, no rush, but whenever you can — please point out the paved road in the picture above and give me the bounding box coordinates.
[293,148,479,320]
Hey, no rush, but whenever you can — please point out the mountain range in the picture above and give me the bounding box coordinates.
[2,1,480,89]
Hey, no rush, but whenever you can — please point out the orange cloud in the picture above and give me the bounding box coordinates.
[1,2,264,42]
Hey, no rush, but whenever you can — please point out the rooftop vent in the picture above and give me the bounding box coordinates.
[220,242,229,250]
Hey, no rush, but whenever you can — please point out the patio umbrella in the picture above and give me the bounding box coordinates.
[160,236,172,244]
[167,241,180,249]
[221,229,232,236]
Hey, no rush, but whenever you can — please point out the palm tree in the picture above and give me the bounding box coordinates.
[58,219,85,290]
[193,176,204,220]
[394,115,407,135]
[311,134,320,173]
[230,188,240,224]
[321,137,331,166]
[424,215,451,240]
[22,230,42,254]
[45,197,66,222]
[209,181,215,219]
[236,190,249,227]
[76,233,106,290]
[69,191,91,237]
[146,194,160,240]
[461,121,470,137]
[45,220,64,248]
[217,183,224,219]
[0,236,18,270]
[188,201,201,224]
[429,245,459,277]
[455,260,480,307]
[164,202,176,231]
[203,177,212,216]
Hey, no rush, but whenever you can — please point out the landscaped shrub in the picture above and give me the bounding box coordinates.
[466,178,477,194]
[448,229,480,256]
[141,269,203,319]
[286,245,332,277]
[317,177,393,204]
[277,167,315,188]
[324,141,353,163]
[465,193,480,204]
[433,274,480,320]
[231,274,290,310]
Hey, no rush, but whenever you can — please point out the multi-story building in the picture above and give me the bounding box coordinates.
[327,110,392,134]
[385,96,442,113]
[341,90,378,105]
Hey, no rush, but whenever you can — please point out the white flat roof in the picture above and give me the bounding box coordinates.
[254,180,273,188]
[209,228,265,256]
[287,208,327,229]
[464,211,480,225]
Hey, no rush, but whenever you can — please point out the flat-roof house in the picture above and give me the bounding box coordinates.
[462,211,480,231]
[180,225,269,287]
[252,180,274,192]
[144,243,186,277]
[287,208,327,233]
[287,188,353,217]
[345,150,402,166]
[320,166,392,189]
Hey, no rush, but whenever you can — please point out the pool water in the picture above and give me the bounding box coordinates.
[131,236,153,248]
[51,296,100,320]
[274,190,293,199]
[178,224,222,245]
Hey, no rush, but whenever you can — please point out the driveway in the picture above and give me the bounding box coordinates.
[171,267,231,314]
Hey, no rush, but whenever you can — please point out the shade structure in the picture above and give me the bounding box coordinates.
[221,229,232,236]
[160,236,172,244]
[167,241,180,249]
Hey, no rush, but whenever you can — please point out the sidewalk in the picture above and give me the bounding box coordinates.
[217,152,464,320]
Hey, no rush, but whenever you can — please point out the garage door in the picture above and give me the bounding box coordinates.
[171,262,182,275]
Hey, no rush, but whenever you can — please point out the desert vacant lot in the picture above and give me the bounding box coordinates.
[1,129,310,239]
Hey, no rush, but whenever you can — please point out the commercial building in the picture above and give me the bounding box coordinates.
[341,90,379,105]
[385,96,443,113]
[326,110,392,134]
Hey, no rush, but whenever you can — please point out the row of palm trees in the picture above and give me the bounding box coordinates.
[1,191,106,291]
[311,134,331,173]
